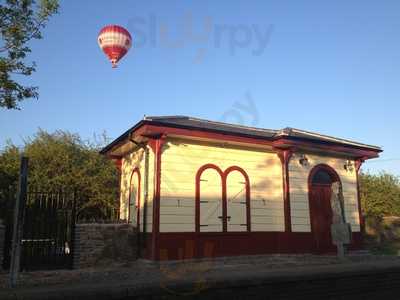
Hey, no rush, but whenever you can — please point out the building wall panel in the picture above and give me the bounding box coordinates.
[289,153,360,232]
[120,146,154,232]
[160,138,284,232]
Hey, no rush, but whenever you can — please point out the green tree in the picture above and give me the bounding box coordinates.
[0,129,119,219]
[0,0,59,109]
[360,171,400,218]
[0,141,20,190]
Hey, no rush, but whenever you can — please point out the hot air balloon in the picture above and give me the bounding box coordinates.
[98,25,132,68]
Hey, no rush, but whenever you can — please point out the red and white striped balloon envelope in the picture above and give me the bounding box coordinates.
[98,25,132,68]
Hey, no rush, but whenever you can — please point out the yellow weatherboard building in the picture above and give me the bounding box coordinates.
[101,116,382,260]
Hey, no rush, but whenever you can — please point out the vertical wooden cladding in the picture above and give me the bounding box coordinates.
[160,139,284,233]
[120,146,154,233]
[195,164,251,233]
[127,168,141,228]
[225,166,251,232]
[120,150,142,220]
[195,164,224,233]
[355,159,365,233]
[289,153,361,233]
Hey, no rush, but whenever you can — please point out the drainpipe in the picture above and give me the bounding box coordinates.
[128,135,146,259]
[142,147,150,258]
[276,148,294,233]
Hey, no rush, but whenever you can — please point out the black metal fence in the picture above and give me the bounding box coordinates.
[1,190,76,270]
[0,189,120,271]
[21,191,77,270]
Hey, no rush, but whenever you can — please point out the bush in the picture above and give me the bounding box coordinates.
[360,172,400,218]
[0,129,119,219]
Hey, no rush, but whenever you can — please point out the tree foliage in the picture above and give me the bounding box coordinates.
[0,0,59,109]
[360,171,400,218]
[0,129,119,218]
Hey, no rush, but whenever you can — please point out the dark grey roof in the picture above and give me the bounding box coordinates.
[144,116,382,150]
[100,115,382,154]
[144,115,278,139]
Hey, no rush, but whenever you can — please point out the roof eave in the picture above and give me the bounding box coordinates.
[100,119,382,159]
[99,120,147,155]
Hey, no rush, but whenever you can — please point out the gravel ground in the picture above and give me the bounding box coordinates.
[1,254,399,291]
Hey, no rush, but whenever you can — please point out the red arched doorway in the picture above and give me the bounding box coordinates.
[308,164,341,253]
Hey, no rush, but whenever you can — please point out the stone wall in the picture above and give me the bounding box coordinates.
[73,223,138,269]
[0,219,4,269]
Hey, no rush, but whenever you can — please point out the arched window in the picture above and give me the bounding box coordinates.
[129,168,140,227]
[197,165,224,232]
[225,167,250,232]
[195,164,250,233]
[311,169,334,185]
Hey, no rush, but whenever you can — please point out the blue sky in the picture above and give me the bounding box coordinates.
[0,0,399,174]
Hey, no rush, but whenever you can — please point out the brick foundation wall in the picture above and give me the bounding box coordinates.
[0,219,4,269]
[73,223,137,269]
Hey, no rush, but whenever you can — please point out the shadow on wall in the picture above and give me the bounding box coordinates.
[364,216,400,255]
[120,150,145,219]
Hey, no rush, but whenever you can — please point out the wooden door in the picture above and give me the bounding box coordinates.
[309,184,335,253]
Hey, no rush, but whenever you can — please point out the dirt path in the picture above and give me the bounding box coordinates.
[1,254,399,290]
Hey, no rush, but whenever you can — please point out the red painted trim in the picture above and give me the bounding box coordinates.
[222,173,228,233]
[127,168,141,228]
[143,125,274,147]
[195,164,251,233]
[114,158,122,171]
[156,231,363,260]
[308,164,341,187]
[308,164,341,252]
[276,149,293,233]
[355,159,365,234]
[137,124,380,158]
[272,138,379,159]
[103,122,380,159]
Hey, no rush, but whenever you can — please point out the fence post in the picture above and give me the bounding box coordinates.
[9,156,28,288]
[0,219,4,269]
[70,189,77,269]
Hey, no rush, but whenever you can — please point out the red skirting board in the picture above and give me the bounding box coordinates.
[152,232,363,260]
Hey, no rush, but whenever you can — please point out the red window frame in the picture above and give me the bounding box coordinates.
[195,164,251,233]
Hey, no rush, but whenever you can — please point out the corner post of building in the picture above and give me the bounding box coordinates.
[276,148,294,237]
[355,157,366,235]
[148,134,167,261]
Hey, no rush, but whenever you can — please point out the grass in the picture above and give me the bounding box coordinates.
[368,243,399,255]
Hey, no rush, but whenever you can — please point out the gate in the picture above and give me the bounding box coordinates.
[1,190,76,271]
